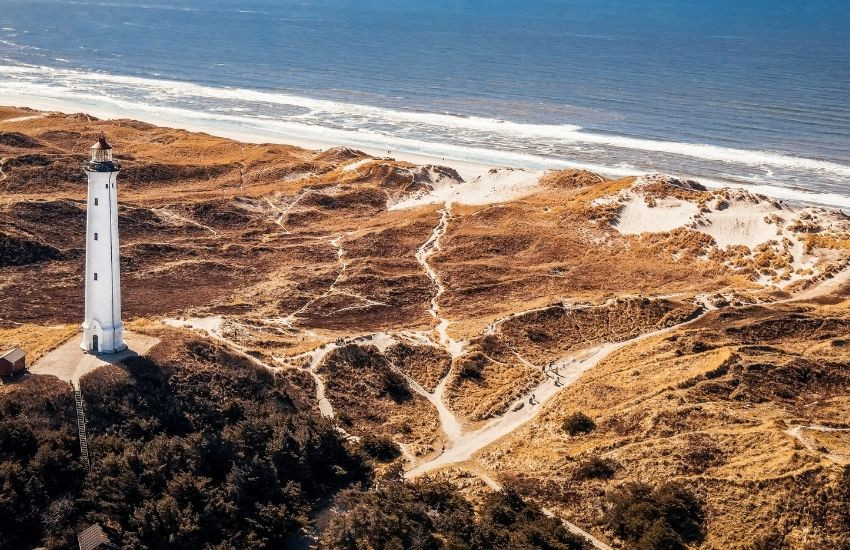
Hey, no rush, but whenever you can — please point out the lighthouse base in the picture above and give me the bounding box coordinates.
[81,320,126,354]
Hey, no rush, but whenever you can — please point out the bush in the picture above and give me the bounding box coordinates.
[360,435,402,462]
[605,482,705,549]
[0,338,371,549]
[381,370,412,403]
[0,423,38,459]
[634,520,686,550]
[458,353,487,381]
[574,456,616,480]
[319,481,590,549]
[562,412,596,436]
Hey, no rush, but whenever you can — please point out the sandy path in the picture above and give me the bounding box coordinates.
[154,207,219,236]
[405,343,623,477]
[786,424,850,465]
[296,341,340,418]
[1,113,48,124]
[406,262,850,479]
[262,196,290,234]
[401,270,850,546]
[466,463,614,550]
[164,315,341,419]
[415,204,459,353]
[789,262,850,302]
[409,203,468,442]
[264,188,321,231]
[387,356,464,443]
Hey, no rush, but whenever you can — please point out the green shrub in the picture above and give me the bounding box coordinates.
[562,412,596,436]
[0,339,371,549]
[634,520,685,550]
[574,456,616,480]
[458,353,487,381]
[605,482,705,549]
[360,434,402,462]
[381,370,412,403]
[320,481,590,549]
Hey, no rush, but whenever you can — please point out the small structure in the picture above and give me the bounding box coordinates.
[0,347,25,377]
[77,523,116,550]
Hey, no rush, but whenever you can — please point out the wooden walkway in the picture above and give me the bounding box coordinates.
[73,387,90,470]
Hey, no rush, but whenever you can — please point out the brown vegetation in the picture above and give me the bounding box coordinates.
[4,108,850,548]
[485,300,850,548]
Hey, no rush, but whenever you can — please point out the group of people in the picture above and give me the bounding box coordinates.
[528,360,566,405]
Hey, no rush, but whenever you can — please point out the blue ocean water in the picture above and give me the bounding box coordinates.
[1,0,849,203]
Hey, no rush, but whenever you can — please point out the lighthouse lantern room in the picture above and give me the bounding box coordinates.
[81,133,126,354]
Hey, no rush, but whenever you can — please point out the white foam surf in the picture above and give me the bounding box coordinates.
[2,63,849,208]
[0,64,584,138]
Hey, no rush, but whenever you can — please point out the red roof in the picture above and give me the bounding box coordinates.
[90,132,113,150]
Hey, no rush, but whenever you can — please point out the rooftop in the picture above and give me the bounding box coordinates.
[90,132,113,150]
[77,523,115,550]
[0,348,25,363]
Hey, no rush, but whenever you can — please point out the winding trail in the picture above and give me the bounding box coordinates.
[406,263,850,479]
[291,341,340,419]
[0,157,7,182]
[408,202,468,442]
[152,207,850,550]
[158,257,849,550]
[164,315,342,420]
[786,424,850,465]
[0,113,48,124]
[262,195,289,233]
[416,203,465,357]
[389,352,464,444]
[263,188,320,231]
[406,343,627,477]
[276,234,351,327]
[154,207,219,236]
[469,464,614,550]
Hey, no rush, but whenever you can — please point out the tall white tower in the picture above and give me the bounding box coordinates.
[81,133,125,354]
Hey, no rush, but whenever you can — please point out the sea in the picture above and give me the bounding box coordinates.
[1,0,849,206]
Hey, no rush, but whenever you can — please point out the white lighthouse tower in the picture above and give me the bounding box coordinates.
[81,133,125,354]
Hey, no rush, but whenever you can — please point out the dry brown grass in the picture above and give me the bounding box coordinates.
[6,109,850,547]
[314,343,444,458]
[0,323,77,363]
[480,302,850,548]
[386,342,451,392]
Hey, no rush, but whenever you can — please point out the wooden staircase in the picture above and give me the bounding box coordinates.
[73,388,90,471]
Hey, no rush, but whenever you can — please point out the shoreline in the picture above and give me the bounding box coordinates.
[2,97,849,208]
[245,132,500,183]
[0,95,501,182]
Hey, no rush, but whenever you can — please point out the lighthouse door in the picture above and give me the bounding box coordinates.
[92,335,99,353]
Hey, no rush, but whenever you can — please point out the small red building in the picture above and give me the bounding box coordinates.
[0,348,25,377]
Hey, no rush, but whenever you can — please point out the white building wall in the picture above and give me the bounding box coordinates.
[81,168,125,353]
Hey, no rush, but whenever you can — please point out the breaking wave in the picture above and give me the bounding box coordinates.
[1,63,849,207]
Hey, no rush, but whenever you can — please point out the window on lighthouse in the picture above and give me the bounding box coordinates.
[94,233,98,241]
[94,198,99,206]
[94,273,98,281]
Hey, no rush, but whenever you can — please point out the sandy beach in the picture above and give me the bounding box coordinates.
[4,94,849,210]
[0,93,501,181]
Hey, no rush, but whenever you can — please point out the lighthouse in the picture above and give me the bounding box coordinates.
[81,133,125,354]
